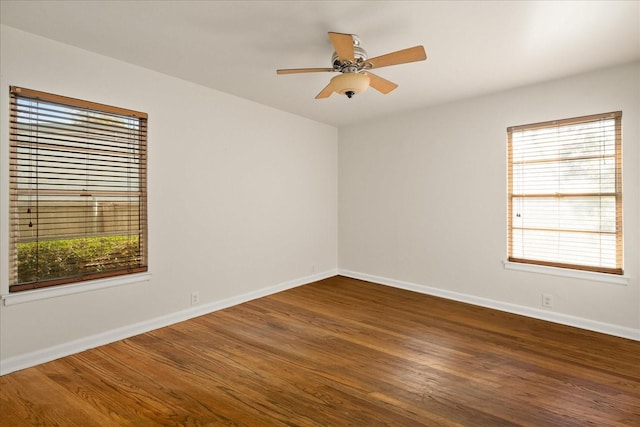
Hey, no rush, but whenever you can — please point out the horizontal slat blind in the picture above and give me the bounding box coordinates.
[507,112,622,275]
[9,87,148,292]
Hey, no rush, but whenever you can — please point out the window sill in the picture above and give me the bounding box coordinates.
[1,272,152,306]
[503,261,628,285]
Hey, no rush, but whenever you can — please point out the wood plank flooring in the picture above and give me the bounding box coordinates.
[1,275,639,426]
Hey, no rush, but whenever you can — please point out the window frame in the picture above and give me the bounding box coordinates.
[507,111,623,275]
[8,86,148,292]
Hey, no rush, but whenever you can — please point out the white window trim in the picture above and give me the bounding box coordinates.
[503,260,628,285]
[1,272,151,306]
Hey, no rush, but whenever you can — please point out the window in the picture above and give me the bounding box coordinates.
[507,112,622,275]
[9,87,148,292]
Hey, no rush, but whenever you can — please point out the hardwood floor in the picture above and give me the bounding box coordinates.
[1,275,639,426]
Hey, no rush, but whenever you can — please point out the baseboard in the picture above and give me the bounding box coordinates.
[0,269,338,375]
[338,269,640,341]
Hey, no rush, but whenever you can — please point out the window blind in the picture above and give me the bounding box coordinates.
[9,87,148,292]
[507,111,622,275]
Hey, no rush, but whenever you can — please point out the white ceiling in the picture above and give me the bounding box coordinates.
[1,1,639,128]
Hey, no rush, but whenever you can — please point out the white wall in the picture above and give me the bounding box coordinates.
[0,26,338,369]
[339,62,640,337]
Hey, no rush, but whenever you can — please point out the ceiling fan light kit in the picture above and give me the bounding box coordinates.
[277,32,427,100]
[331,72,370,98]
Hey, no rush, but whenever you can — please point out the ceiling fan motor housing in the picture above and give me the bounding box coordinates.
[332,35,368,70]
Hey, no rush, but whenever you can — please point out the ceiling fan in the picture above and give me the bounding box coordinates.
[277,32,427,99]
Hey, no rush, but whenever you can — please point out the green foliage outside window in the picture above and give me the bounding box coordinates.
[17,236,140,284]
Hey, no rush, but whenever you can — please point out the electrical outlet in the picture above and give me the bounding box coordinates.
[190,291,200,306]
[542,293,554,308]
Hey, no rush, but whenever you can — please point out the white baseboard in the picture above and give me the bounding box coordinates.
[0,269,338,376]
[338,269,640,341]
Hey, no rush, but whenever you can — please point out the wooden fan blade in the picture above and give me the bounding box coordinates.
[277,68,335,75]
[366,72,398,94]
[367,46,427,69]
[329,32,355,62]
[315,83,334,99]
